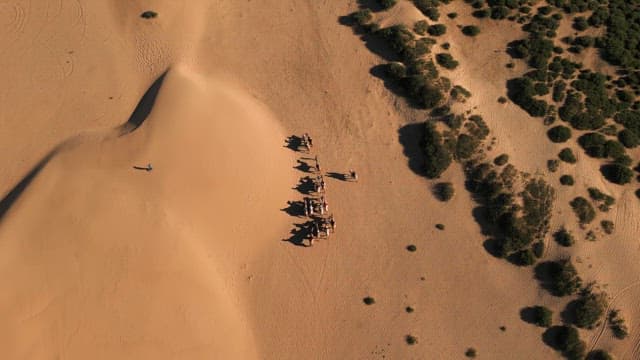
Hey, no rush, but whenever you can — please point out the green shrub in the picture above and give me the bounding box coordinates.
[386,62,407,79]
[465,348,477,358]
[423,122,452,178]
[378,0,397,10]
[462,25,480,36]
[587,188,615,211]
[601,220,614,234]
[406,334,418,345]
[573,292,607,329]
[556,325,586,360]
[447,12,458,19]
[587,349,614,360]
[436,223,445,230]
[554,228,575,246]
[351,9,372,25]
[573,16,589,31]
[514,249,537,266]
[428,24,447,36]
[140,11,158,19]
[602,163,634,185]
[578,132,607,158]
[559,148,577,164]
[548,159,560,172]
[548,126,572,143]
[570,197,596,224]
[609,309,629,340]
[456,133,479,159]
[560,175,575,186]
[363,296,376,305]
[618,129,640,148]
[413,0,440,20]
[436,53,459,69]
[494,154,509,166]
[533,305,553,327]
[434,182,455,201]
[407,244,417,252]
[414,20,429,35]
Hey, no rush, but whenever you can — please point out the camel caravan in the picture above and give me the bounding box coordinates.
[285,132,358,247]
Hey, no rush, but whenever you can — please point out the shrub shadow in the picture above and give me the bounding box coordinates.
[542,326,565,351]
[397,123,426,176]
[560,300,579,325]
[520,306,539,325]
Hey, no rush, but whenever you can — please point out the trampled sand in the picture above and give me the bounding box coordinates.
[1,1,639,359]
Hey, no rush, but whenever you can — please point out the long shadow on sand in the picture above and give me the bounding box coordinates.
[0,71,169,223]
[281,200,307,218]
[119,71,168,134]
[282,221,313,247]
[397,123,426,176]
[293,176,316,195]
[326,172,348,181]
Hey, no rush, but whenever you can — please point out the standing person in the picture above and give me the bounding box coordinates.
[329,215,336,231]
[307,135,314,148]
[315,162,321,173]
[349,169,358,182]
[146,163,153,171]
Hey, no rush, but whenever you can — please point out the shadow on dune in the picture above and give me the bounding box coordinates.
[397,123,426,176]
[326,172,348,181]
[281,200,306,218]
[119,70,168,135]
[293,176,316,195]
[282,221,313,247]
[0,150,57,222]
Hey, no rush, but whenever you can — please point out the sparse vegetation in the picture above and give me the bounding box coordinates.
[601,220,614,234]
[140,11,158,19]
[560,175,574,186]
[494,154,509,166]
[462,25,480,36]
[434,182,455,201]
[406,334,418,345]
[537,259,582,296]
[558,148,577,164]
[465,348,477,358]
[609,309,629,339]
[548,159,560,173]
[573,291,607,329]
[436,53,459,69]
[570,197,596,225]
[554,228,574,247]
[363,296,376,305]
[588,188,615,212]
[414,20,429,35]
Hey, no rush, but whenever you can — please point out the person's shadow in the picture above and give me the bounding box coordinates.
[326,172,348,181]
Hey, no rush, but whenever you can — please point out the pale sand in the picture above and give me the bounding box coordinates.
[0,0,638,359]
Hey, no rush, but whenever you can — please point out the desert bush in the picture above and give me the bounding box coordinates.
[414,20,429,35]
[548,126,572,143]
[413,0,440,20]
[533,241,545,258]
[140,11,158,19]
[378,0,397,10]
[351,9,372,26]
[601,220,614,234]
[609,309,629,339]
[436,223,445,230]
[618,129,640,148]
[570,197,596,224]
[465,348,477,358]
[573,292,607,329]
[385,62,407,79]
[363,296,376,305]
[533,305,553,327]
[407,244,417,252]
[406,334,418,345]
[436,53,459,69]
[587,349,614,360]
[587,187,615,211]
[462,25,480,36]
[406,306,415,313]
[513,249,537,266]
[423,122,452,178]
[428,24,447,36]
[548,159,560,172]
[559,148,577,164]
[578,132,607,158]
[434,182,455,201]
[456,134,479,159]
[560,175,575,186]
[602,163,634,185]
[507,77,549,117]
[573,16,589,31]
[554,228,575,246]
[556,325,587,360]
[498,96,507,103]
[447,12,458,19]
[494,154,509,166]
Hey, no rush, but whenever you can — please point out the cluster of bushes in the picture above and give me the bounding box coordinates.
[577,132,627,161]
[609,309,629,339]
[570,197,596,225]
[549,325,586,360]
[467,0,531,20]
[587,187,615,212]
[436,53,459,69]
[466,160,554,262]
[413,0,449,21]
[569,290,608,329]
[507,77,548,117]
[423,122,452,178]
[378,0,397,10]
[537,259,582,296]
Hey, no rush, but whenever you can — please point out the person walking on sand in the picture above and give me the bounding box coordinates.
[315,161,321,173]
[146,163,153,172]
[349,169,358,182]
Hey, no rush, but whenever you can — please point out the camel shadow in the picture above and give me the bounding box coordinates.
[326,172,348,181]
[285,135,303,152]
[294,159,313,173]
[293,176,316,195]
[281,200,306,218]
[282,221,313,247]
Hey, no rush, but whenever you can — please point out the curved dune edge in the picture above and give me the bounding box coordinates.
[0,67,296,359]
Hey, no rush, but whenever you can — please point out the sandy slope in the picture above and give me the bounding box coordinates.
[1,0,639,359]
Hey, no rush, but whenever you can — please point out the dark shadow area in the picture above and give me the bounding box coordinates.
[294,159,313,173]
[0,152,55,222]
[284,135,303,152]
[397,123,426,176]
[326,172,348,181]
[362,33,399,62]
[121,70,168,134]
[132,165,152,171]
[369,65,422,109]
[282,221,313,247]
[482,238,504,258]
[293,176,315,195]
[520,307,539,325]
[534,261,560,296]
[506,40,526,59]
[472,206,494,236]
[281,200,306,218]
[560,300,579,325]
[357,0,385,12]
[542,326,566,351]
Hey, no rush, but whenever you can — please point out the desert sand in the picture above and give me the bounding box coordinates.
[0,0,638,359]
